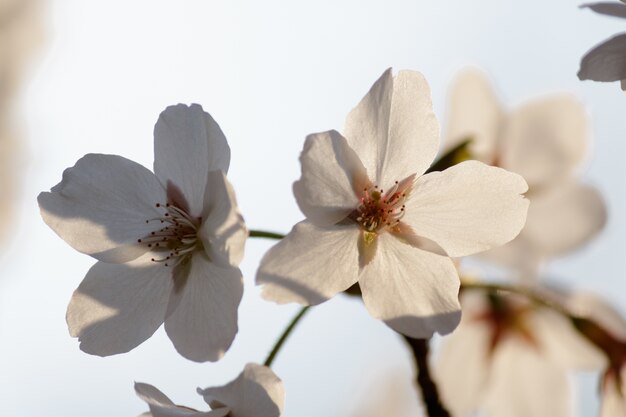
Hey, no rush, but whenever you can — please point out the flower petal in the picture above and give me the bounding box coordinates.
[293,130,368,226]
[38,154,166,263]
[135,383,229,417]
[582,2,626,19]
[579,33,626,82]
[66,254,173,356]
[344,69,439,185]
[359,233,461,338]
[164,252,243,362]
[523,182,606,258]
[567,292,626,340]
[404,160,529,257]
[500,95,589,187]
[443,68,503,163]
[476,236,543,279]
[601,374,626,417]
[256,221,360,306]
[198,363,285,417]
[154,104,231,217]
[199,170,247,267]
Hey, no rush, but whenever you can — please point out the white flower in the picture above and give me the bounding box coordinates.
[444,69,606,276]
[38,104,246,362]
[256,69,529,338]
[436,290,603,417]
[135,363,285,417]
[578,2,626,89]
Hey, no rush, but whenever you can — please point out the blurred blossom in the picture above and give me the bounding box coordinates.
[38,104,247,362]
[136,363,284,417]
[578,1,626,90]
[436,290,603,417]
[257,68,529,339]
[444,69,606,277]
[342,373,419,417]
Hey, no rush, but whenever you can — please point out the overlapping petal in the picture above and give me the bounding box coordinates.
[601,371,626,417]
[164,253,243,363]
[582,2,626,19]
[198,363,285,417]
[38,153,166,263]
[579,33,626,84]
[154,103,231,217]
[403,160,528,257]
[292,130,368,226]
[344,69,439,185]
[257,221,360,305]
[66,254,173,356]
[359,233,460,338]
[135,383,229,417]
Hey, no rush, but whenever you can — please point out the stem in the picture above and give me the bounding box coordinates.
[403,337,451,417]
[264,306,310,367]
[249,229,285,240]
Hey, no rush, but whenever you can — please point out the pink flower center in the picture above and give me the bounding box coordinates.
[137,202,201,267]
[350,176,413,233]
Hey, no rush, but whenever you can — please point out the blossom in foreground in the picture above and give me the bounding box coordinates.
[578,1,626,89]
[257,68,529,338]
[444,69,606,276]
[135,363,284,417]
[38,104,246,362]
[436,290,603,417]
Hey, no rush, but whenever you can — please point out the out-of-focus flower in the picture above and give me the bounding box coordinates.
[135,363,285,417]
[568,293,626,417]
[436,290,603,417]
[444,69,606,276]
[341,372,420,417]
[38,104,246,362]
[578,1,626,89]
[257,68,529,338]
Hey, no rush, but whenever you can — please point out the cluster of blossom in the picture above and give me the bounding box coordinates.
[37,62,626,416]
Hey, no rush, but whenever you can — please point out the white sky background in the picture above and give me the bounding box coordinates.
[1,0,625,416]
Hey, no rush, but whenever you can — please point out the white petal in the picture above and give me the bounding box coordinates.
[344,69,439,185]
[523,182,606,257]
[436,295,491,416]
[164,252,243,362]
[601,374,626,417]
[443,68,503,163]
[359,233,461,338]
[482,339,571,417]
[199,170,247,267]
[567,292,626,340]
[154,104,230,217]
[292,130,368,226]
[198,363,285,417]
[66,254,173,356]
[38,154,166,263]
[500,95,589,187]
[404,160,529,257]
[135,383,229,417]
[579,33,626,82]
[582,2,626,18]
[256,221,360,305]
[476,235,543,278]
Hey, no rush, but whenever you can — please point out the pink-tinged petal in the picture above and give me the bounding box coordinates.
[582,3,626,19]
[601,372,626,417]
[404,160,529,257]
[198,363,284,417]
[443,68,503,164]
[436,294,491,416]
[164,252,242,362]
[154,104,230,217]
[500,95,589,187]
[359,233,461,338]
[482,339,571,417]
[523,182,606,258]
[38,154,166,263]
[579,33,626,83]
[135,383,229,417]
[199,170,247,267]
[344,69,439,184]
[66,254,173,356]
[293,130,368,226]
[257,221,360,305]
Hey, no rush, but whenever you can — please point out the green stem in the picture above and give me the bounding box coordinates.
[249,229,285,240]
[264,306,310,367]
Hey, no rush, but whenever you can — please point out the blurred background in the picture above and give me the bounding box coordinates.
[0,0,624,416]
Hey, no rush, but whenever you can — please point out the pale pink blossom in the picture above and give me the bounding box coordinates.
[38,104,246,362]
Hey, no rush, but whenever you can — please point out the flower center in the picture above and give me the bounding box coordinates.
[137,202,201,267]
[349,177,412,233]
